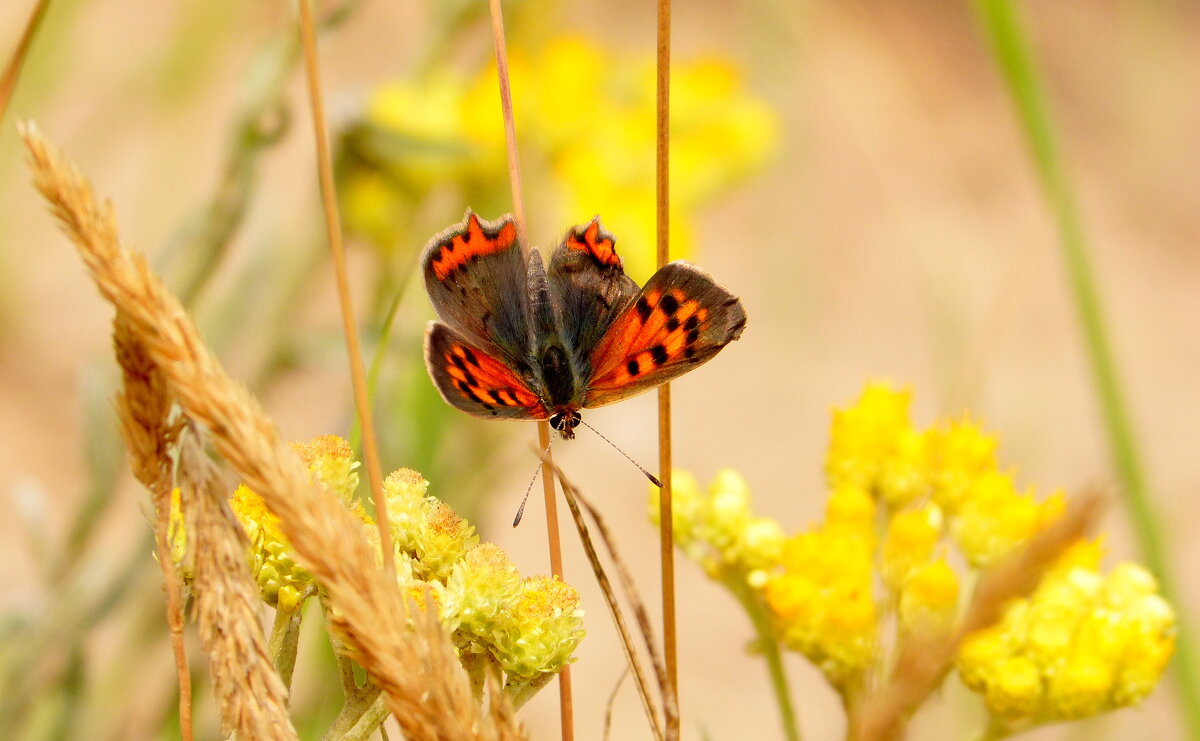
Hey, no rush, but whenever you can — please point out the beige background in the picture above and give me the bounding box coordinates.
[1,1,1196,739]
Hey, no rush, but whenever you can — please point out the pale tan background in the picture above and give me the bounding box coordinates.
[1,1,1197,739]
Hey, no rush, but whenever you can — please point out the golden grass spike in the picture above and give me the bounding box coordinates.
[178,436,297,740]
[852,489,1105,741]
[21,123,524,741]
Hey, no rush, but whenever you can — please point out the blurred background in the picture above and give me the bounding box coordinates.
[1,0,1197,738]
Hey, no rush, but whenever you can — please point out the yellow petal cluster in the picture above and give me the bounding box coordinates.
[649,469,784,589]
[826,383,927,507]
[764,522,877,686]
[384,468,478,581]
[958,556,1176,723]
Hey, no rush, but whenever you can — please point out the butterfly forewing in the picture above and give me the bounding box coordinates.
[583,261,747,408]
[424,322,549,420]
[421,211,532,367]
[547,218,640,380]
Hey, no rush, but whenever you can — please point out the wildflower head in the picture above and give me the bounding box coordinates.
[443,542,523,639]
[952,472,1064,567]
[957,556,1176,723]
[490,575,585,680]
[764,525,877,686]
[384,468,478,581]
[826,382,926,507]
[650,469,784,587]
[290,435,360,503]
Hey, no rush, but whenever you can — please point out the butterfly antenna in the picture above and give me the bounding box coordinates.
[579,419,663,487]
[513,438,553,527]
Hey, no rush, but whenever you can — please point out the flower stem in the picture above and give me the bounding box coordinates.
[970,0,1200,735]
[268,600,305,692]
[742,589,802,741]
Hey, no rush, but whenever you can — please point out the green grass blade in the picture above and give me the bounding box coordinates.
[971,0,1200,734]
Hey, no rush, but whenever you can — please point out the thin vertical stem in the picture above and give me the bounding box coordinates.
[296,0,394,578]
[655,1,679,739]
[152,493,193,741]
[0,0,51,122]
[971,0,1200,735]
[742,593,800,741]
[486,1,573,738]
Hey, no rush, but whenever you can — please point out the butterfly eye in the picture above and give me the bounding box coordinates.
[549,412,565,430]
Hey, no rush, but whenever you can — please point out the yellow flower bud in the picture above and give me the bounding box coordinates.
[898,559,959,636]
[290,435,360,503]
[985,656,1043,720]
[926,418,997,512]
[882,506,942,589]
[384,468,477,581]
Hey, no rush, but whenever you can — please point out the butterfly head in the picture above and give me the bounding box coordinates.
[548,409,582,440]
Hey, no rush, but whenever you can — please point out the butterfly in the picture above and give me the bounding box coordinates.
[422,210,747,439]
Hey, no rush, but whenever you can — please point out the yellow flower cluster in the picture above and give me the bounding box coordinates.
[649,469,784,589]
[763,485,878,687]
[339,35,777,276]
[384,469,584,700]
[959,548,1176,723]
[658,382,1176,726]
[209,436,583,702]
[826,383,1063,567]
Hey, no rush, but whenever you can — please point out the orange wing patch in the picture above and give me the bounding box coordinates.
[588,288,709,389]
[442,343,548,417]
[565,218,622,269]
[429,213,518,281]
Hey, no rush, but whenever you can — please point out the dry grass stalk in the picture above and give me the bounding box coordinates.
[21,123,523,741]
[852,489,1106,741]
[653,2,679,736]
[295,0,394,580]
[177,435,298,740]
[536,449,670,741]
[112,313,194,741]
[0,0,50,122]
[484,0,574,733]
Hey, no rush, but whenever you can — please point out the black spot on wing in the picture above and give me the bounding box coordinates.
[636,296,652,322]
[626,358,641,377]
[660,294,680,316]
[650,345,669,366]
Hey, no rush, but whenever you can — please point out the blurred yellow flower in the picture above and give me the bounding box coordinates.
[826,382,927,507]
[650,468,785,587]
[957,556,1175,723]
[765,526,877,687]
[340,35,777,274]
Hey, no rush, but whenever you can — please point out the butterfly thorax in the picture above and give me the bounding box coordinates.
[536,337,586,438]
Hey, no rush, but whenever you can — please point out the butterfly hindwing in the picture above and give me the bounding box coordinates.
[424,322,549,420]
[547,218,640,378]
[421,210,532,366]
[583,261,747,408]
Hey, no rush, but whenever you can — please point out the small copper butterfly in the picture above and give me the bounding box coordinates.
[421,210,747,439]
